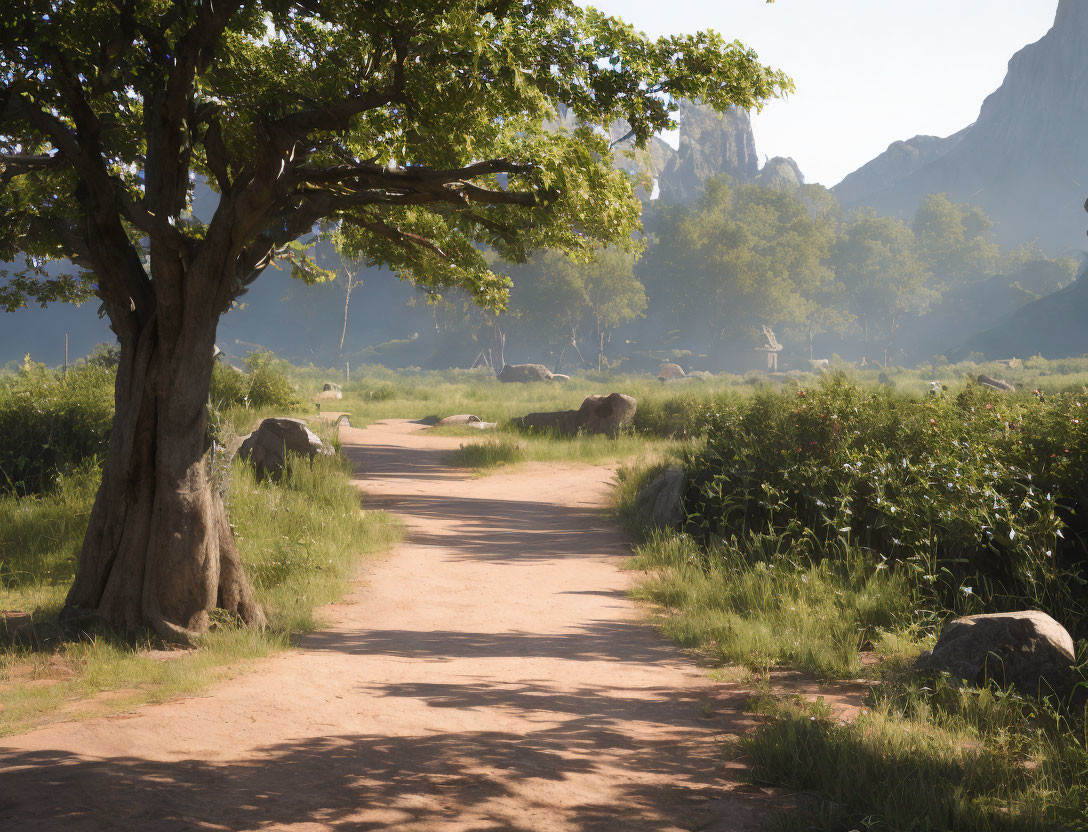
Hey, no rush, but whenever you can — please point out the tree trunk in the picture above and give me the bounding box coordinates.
[61,313,265,644]
[338,273,355,355]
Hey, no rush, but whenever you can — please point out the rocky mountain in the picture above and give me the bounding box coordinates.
[753,156,805,189]
[654,101,760,201]
[950,269,1088,360]
[834,0,1088,253]
[833,131,966,207]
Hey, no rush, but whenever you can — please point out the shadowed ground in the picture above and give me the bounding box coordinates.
[0,419,780,831]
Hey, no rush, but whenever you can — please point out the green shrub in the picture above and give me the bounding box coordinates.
[680,374,1086,626]
[209,351,302,411]
[0,360,114,496]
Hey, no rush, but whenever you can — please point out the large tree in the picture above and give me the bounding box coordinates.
[0,0,789,641]
[834,211,934,359]
[505,247,645,371]
[647,177,837,363]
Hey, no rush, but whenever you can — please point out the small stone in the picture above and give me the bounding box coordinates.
[915,610,1076,697]
[513,393,637,436]
[497,363,554,383]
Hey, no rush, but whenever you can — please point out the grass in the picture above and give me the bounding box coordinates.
[614,373,1088,830]
[448,428,679,472]
[743,685,1088,831]
[626,531,919,679]
[0,451,401,735]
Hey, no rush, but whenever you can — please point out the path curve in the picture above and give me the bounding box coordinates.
[0,419,776,831]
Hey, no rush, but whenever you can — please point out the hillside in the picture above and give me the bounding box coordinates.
[834,0,1088,253]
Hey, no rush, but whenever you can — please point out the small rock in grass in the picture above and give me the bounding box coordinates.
[635,467,687,528]
[237,417,332,479]
[975,374,1015,392]
[497,363,553,383]
[657,363,686,381]
[915,610,1076,698]
[436,414,483,427]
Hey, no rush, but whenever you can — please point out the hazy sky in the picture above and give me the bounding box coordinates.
[586,0,1060,187]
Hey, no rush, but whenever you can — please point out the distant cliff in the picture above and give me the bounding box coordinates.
[834,0,1088,253]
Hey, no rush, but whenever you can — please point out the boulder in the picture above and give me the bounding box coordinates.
[551,374,572,383]
[321,382,343,392]
[315,390,343,401]
[513,393,637,436]
[976,374,1016,392]
[436,414,483,427]
[658,363,686,381]
[635,467,687,528]
[497,363,553,383]
[915,611,1077,697]
[237,417,331,479]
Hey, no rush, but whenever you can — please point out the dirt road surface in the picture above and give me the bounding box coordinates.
[0,419,779,831]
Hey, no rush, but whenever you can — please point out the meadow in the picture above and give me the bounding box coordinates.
[3,349,1088,829]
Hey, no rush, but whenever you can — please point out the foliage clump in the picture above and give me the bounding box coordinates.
[0,359,113,496]
[210,351,302,411]
[678,374,1087,627]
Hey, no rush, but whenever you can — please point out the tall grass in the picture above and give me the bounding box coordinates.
[743,684,1088,832]
[618,373,1088,830]
[0,359,113,495]
[628,531,917,679]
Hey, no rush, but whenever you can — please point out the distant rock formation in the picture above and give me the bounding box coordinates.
[834,0,1088,252]
[656,102,759,202]
[753,156,805,189]
[833,131,966,207]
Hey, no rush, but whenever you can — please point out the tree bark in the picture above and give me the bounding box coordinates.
[60,310,265,643]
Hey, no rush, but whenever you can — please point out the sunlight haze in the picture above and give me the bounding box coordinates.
[586,0,1060,186]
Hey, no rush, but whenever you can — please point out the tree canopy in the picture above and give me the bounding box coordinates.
[1,0,791,322]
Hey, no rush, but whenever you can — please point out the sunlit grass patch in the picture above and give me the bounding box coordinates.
[628,530,915,679]
[451,437,526,469]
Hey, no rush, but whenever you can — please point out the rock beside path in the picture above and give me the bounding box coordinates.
[916,610,1076,697]
[658,363,686,381]
[237,417,331,478]
[636,468,687,528]
[437,414,483,427]
[497,363,553,383]
[435,414,496,430]
[514,393,637,436]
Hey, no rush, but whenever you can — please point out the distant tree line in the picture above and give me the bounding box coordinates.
[327,179,1078,371]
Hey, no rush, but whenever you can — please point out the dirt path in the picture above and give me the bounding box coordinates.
[0,419,780,831]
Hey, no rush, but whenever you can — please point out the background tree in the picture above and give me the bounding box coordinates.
[648,177,838,364]
[0,1,789,640]
[505,248,644,370]
[582,248,646,371]
[834,212,934,361]
[912,193,1000,289]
